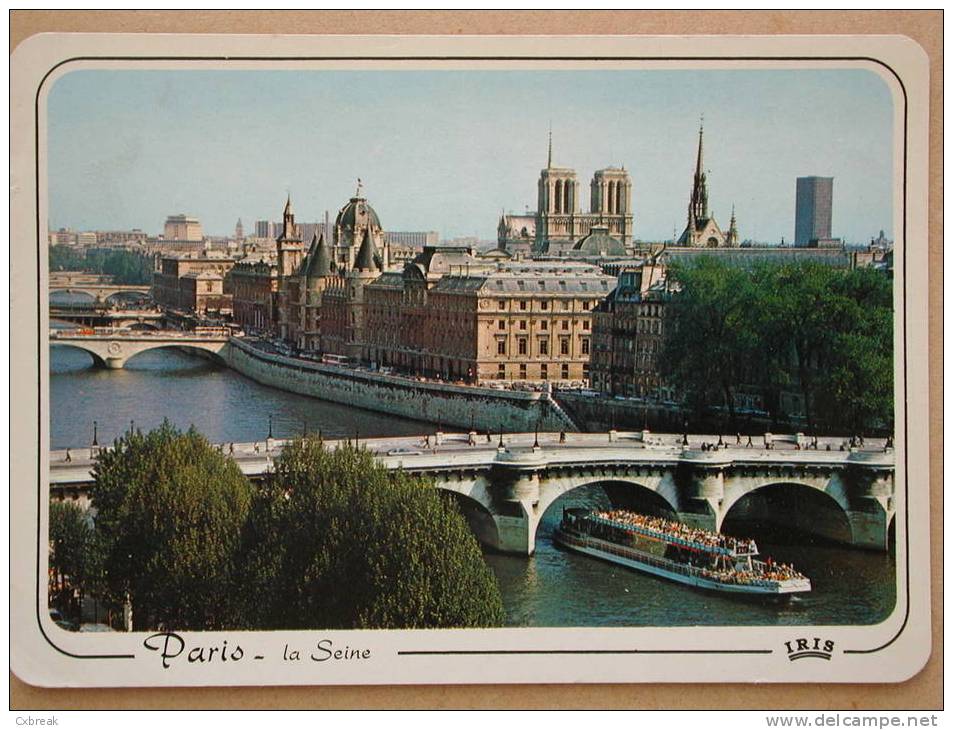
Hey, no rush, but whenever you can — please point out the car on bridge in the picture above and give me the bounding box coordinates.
[387,447,423,456]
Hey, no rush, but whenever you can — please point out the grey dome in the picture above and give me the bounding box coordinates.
[573,226,626,256]
[335,196,381,232]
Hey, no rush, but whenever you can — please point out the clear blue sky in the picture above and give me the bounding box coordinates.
[47,68,894,243]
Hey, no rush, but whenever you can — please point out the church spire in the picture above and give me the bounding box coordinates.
[689,119,709,223]
[727,205,739,247]
[547,125,553,169]
[695,117,705,178]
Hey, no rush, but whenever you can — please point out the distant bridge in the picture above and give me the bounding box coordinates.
[49,272,152,303]
[50,431,896,554]
[49,283,152,302]
[48,271,114,287]
[49,328,229,369]
[50,306,166,329]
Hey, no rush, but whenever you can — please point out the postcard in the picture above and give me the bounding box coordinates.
[10,31,932,688]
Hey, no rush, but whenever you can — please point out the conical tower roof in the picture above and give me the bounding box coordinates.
[355,228,379,271]
[304,232,331,278]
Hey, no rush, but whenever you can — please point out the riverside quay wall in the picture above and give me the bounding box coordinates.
[225,338,578,434]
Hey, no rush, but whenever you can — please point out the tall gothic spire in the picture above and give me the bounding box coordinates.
[688,119,709,223]
[695,118,705,178]
[547,125,553,169]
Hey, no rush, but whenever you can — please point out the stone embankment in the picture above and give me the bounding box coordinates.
[224,338,578,434]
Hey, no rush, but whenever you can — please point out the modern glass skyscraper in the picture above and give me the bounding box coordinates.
[795,176,834,247]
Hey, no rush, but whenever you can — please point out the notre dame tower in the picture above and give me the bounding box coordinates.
[534,132,634,256]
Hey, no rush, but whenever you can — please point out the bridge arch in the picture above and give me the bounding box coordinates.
[125,321,161,331]
[49,339,228,369]
[533,476,681,554]
[103,290,151,304]
[49,289,97,304]
[49,342,106,368]
[441,490,500,552]
[122,344,225,367]
[720,480,853,545]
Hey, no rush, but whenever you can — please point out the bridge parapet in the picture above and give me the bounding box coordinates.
[49,431,896,555]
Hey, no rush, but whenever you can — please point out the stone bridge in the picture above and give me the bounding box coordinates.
[49,283,152,302]
[49,329,230,369]
[50,431,896,554]
[50,306,166,330]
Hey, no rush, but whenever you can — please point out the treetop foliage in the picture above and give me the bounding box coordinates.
[659,257,892,434]
[238,438,505,630]
[78,425,505,631]
[89,421,253,630]
[49,246,153,285]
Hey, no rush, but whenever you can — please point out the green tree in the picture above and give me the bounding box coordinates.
[237,438,505,630]
[48,501,102,622]
[752,261,840,429]
[658,257,893,435]
[49,245,153,285]
[657,257,761,430]
[814,268,893,434]
[48,244,87,272]
[89,422,253,630]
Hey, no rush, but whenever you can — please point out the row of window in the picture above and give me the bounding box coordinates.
[497,319,590,332]
[495,337,590,356]
[495,299,597,311]
[495,362,590,380]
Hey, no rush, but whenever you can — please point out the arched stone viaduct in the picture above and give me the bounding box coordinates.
[404,442,895,555]
[49,331,229,369]
[49,284,152,302]
[50,433,896,555]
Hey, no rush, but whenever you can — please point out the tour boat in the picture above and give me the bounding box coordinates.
[553,508,812,597]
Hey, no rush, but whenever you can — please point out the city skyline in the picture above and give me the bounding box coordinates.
[47,68,894,243]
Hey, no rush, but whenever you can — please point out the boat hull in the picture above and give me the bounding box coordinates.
[553,528,811,598]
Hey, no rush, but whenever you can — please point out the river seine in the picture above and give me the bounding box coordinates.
[50,345,896,628]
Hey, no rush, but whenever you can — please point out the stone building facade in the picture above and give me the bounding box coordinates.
[152,254,235,315]
[590,261,673,399]
[364,256,614,384]
[163,214,203,242]
[316,229,382,358]
[267,187,387,354]
[229,259,279,331]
